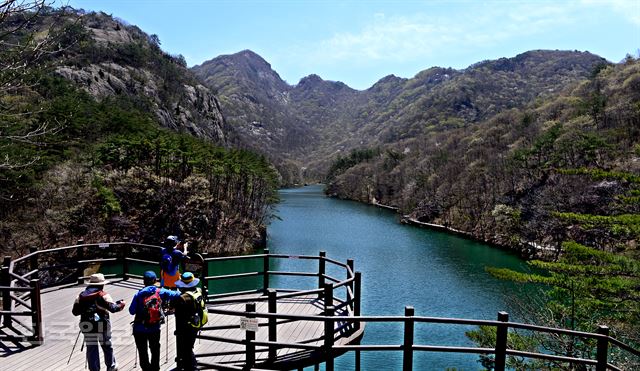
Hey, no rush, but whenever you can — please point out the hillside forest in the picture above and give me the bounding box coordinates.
[0,4,278,256]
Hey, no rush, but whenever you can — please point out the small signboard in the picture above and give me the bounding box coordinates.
[98,243,109,249]
[240,317,259,332]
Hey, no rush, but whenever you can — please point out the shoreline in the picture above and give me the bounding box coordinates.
[368,199,554,259]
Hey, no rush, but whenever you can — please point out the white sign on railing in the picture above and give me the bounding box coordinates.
[240,317,259,332]
[98,243,109,249]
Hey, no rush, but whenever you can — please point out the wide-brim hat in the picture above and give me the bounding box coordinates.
[88,273,109,285]
[175,272,199,288]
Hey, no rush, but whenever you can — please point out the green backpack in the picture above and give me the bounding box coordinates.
[185,289,208,329]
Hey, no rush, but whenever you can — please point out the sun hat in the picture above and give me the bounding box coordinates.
[88,273,109,285]
[175,272,199,288]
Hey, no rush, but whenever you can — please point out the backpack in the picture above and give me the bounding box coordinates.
[140,288,165,326]
[77,290,106,332]
[185,289,208,329]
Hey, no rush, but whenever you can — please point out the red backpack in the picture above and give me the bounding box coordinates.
[141,288,164,325]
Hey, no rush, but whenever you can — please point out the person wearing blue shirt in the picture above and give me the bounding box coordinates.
[129,271,181,371]
[160,235,187,288]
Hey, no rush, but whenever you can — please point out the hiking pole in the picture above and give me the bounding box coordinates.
[131,322,138,369]
[165,315,169,364]
[67,329,82,365]
[80,333,88,369]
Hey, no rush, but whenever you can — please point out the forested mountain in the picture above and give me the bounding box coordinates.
[0,7,277,255]
[194,49,606,183]
[328,58,640,257]
[194,46,639,262]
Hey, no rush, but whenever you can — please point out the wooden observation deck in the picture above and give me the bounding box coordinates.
[1,242,364,370]
[1,242,638,370]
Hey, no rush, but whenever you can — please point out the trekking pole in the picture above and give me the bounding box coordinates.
[81,335,87,369]
[165,315,169,364]
[133,327,138,369]
[67,329,82,365]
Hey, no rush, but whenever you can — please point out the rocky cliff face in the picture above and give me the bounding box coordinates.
[56,12,228,144]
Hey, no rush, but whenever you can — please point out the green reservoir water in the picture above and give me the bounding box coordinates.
[267,185,534,370]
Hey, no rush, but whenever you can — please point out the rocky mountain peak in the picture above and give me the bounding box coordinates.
[296,74,324,88]
[55,11,227,144]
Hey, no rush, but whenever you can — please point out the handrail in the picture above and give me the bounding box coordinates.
[506,349,598,365]
[9,271,30,285]
[2,240,163,344]
[323,256,349,268]
[204,253,269,262]
[608,336,640,356]
[3,243,638,370]
[197,306,639,370]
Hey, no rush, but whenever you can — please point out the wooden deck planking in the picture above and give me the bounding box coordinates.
[2,279,363,370]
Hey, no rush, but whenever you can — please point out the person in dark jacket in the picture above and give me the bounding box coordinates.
[72,273,126,371]
[129,271,181,371]
[172,272,202,371]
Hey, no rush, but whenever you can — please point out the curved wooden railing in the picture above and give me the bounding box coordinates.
[1,240,163,343]
[196,250,362,369]
[195,251,640,371]
[1,243,639,371]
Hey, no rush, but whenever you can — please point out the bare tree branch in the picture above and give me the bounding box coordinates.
[0,1,79,170]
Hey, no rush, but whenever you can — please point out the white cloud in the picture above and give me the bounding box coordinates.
[302,2,584,66]
[582,0,640,25]
[295,0,638,68]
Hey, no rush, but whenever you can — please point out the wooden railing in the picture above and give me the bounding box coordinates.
[196,250,362,370]
[1,244,638,371]
[194,251,640,371]
[1,240,162,344]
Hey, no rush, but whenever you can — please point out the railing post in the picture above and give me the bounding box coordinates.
[30,279,43,344]
[2,256,12,327]
[318,251,326,298]
[596,325,609,371]
[29,247,39,280]
[354,271,361,331]
[494,311,509,371]
[324,305,335,371]
[403,306,415,371]
[263,248,270,293]
[323,282,334,311]
[245,302,256,368]
[268,289,277,360]
[76,239,84,285]
[202,254,210,301]
[346,259,354,307]
[122,238,129,281]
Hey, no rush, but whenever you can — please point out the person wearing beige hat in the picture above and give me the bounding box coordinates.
[72,273,126,371]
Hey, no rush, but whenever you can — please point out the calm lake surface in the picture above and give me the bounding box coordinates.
[267,185,534,370]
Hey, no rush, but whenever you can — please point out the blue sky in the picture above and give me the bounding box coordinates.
[66,0,639,90]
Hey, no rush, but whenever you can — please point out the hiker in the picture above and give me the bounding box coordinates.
[72,273,126,371]
[172,272,208,370]
[129,271,181,371]
[160,235,188,288]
